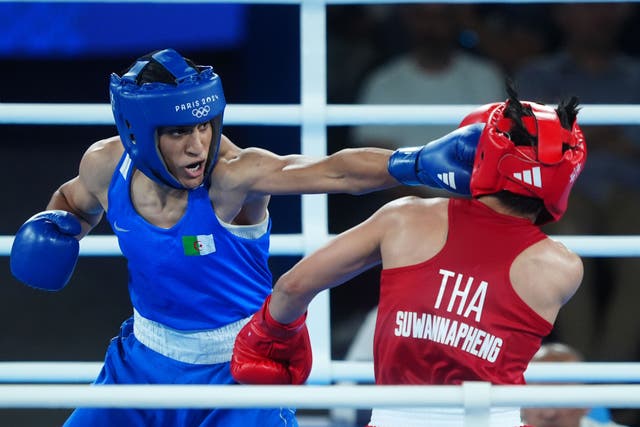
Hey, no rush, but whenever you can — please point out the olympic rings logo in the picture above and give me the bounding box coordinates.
[191,105,211,119]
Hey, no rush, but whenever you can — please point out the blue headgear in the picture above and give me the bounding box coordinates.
[109,48,226,189]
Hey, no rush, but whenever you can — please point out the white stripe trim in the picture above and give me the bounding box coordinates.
[532,167,542,187]
[217,210,270,239]
[512,167,542,188]
[133,309,250,365]
[437,172,457,189]
[119,154,132,180]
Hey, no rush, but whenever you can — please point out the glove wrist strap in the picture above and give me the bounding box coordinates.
[262,295,307,339]
[388,148,421,186]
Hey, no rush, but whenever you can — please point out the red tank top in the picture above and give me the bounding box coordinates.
[374,198,552,386]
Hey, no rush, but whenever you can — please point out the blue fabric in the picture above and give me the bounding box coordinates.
[64,318,298,427]
[587,407,612,423]
[106,153,273,330]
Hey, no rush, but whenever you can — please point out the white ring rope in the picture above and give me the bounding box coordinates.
[1,361,639,384]
[1,235,640,257]
[330,361,640,384]
[1,103,640,126]
[0,384,638,409]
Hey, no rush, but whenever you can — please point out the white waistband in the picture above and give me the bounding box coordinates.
[369,407,522,427]
[133,309,250,365]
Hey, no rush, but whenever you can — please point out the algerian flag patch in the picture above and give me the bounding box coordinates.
[182,234,216,256]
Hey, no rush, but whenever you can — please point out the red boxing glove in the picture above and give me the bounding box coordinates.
[231,296,312,385]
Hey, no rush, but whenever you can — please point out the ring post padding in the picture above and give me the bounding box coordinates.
[462,381,491,427]
[300,0,332,385]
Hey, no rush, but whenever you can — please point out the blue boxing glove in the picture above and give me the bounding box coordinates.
[388,123,484,196]
[10,210,82,291]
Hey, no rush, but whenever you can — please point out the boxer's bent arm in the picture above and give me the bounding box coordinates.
[48,179,103,239]
[10,140,115,290]
[47,138,118,238]
[270,207,389,324]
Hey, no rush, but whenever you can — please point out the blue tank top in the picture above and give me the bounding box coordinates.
[106,154,273,330]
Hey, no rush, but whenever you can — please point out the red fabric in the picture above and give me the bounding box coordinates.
[374,198,552,386]
[231,296,312,385]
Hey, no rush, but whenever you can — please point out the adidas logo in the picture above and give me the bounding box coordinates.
[513,166,542,188]
[436,172,457,190]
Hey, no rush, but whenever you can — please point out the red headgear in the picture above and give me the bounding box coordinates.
[460,101,587,224]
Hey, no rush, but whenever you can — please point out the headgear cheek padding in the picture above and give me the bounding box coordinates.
[467,101,587,224]
[110,48,226,189]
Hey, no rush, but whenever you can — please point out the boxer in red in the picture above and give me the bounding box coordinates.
[232,84,587,427]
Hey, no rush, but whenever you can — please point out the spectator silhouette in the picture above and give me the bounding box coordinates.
[351,3,504,151]
[522,342,629,427]
[467,4,553,76]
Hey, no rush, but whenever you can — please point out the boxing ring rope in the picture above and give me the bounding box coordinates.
[2,0,640,421]
[1,234,640,257]
[0,384,640,409]
[1,361,640,384]
[2,103,640,126]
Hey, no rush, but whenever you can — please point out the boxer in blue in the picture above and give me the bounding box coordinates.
[10,48,481,426]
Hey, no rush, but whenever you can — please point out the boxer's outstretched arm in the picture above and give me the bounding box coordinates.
[226,125,482,197]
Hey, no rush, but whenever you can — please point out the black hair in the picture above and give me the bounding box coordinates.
[502,82,537,148]
[503,80,580,148]
[121,50,200,86]
[494,80,580,224]
[556,95,580,152]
